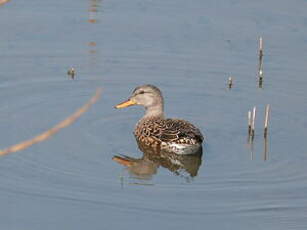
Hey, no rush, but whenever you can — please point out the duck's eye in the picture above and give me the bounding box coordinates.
[138,90,145,95]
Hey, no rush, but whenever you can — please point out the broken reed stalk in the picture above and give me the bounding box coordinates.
[248,110,252,135]
[228,77,233,89]
[67,67,76,79]
[251,106,256,138]
[258,37,264,87]
[264,104,270,138]
[0,88,102,156]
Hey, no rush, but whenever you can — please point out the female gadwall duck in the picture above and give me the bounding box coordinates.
[115,85,204,154]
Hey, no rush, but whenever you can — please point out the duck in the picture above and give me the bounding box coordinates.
[115,84,204,155]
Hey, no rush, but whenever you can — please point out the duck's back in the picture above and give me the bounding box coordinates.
[134,117,204,150]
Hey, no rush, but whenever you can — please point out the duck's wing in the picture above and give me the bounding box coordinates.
[151,118,204,144]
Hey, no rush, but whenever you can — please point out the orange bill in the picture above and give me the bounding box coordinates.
[112,156,133,167]
[115,99,137,109]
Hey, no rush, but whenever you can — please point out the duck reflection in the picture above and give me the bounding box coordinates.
[113,141,203,180]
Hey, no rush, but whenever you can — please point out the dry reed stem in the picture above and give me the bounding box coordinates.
[251,106,256,138]
[0,88,102,156]
[248,110,252,135]
[228,77,233,89]
[264,104,270,137]
[264,104,270,129]
[258,37,264,80]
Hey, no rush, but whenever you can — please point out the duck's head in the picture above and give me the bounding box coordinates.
[115,84,164,117]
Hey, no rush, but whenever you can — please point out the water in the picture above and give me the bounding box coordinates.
[0,0,307,229]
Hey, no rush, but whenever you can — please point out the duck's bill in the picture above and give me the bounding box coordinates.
[112,156,133,166]
[115,99,137,109]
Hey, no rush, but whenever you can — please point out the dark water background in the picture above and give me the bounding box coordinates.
[0,0,307,229]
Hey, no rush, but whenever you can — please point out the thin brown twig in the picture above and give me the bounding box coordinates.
[0,88,102,156]
[0,0,10,6]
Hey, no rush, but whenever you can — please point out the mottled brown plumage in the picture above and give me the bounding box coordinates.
[115,85,204,154]
[134,117,203,144]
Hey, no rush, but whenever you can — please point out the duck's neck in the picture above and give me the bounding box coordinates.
[143,104,165,119]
